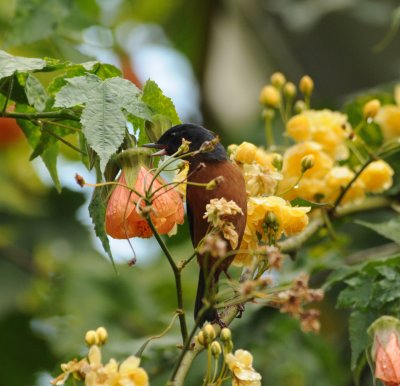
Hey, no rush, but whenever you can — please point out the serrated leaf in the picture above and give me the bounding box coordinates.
[5,0,71,47]
[25,74,47,111]
[88,186,116,270]
[55,75,150,171]
[337,277,373,309]
[356,218,400,245]
[0,50,46,79]
[349,310,377,371]
[142,79,180,126]
[15,104,61,191]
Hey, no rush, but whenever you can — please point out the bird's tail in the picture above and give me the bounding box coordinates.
[194,267,218,324]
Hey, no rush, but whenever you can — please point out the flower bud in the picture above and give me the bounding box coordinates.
[266,211,278,227]
[85,330,99,346]
[299,75,314,96]
[177,138,191,154]
[197,331,206,346]
[220,327,232,342]
[96,326,108,345]
[301,154,315,173]
[363,99,381,119]
[203,323,216,343]
[272,154,283,171]
[283,82,297,98]
[75,174,86,187]
[262,108,275,120]
[270,72,286,88]
[206,176,224,190]
[210,341,222,357]
[259,85,281,108]
[294,100,307,113]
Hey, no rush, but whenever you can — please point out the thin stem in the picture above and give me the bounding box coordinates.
[2,110,79,121]
[145,215,188,343]
[276,172,304,195]
[331,158,373,213]
[265,115,274,148]
[41,119,81,132]
[40,124,86,155]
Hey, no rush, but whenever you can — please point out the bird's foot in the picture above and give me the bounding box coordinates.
[213,313,227,329]
[236,303,245,318]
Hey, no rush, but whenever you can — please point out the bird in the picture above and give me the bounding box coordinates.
[143,123,247,323]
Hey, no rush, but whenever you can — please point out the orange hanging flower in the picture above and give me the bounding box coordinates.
[105,162,184,239]
[368,316,400,386]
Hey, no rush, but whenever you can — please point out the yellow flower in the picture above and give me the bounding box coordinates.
[282,141,333,179]
[259,85,281,108]
[118,356,149,386]
[173,161,189,198]
[324,166,365,205]
[375,105,400,141]
[242,163,280,197]
[359,160,394,193]
[234,196,310,266]
[286,110,351,160]
[225,349,262,386]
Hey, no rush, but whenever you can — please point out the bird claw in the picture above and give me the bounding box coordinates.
[213,313,227,329]
[236,303,245,318]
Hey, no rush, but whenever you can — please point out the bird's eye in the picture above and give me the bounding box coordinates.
[171,132,176,136]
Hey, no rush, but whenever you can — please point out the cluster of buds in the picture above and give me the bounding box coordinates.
[52,327,149,386]
[196,324,262,385]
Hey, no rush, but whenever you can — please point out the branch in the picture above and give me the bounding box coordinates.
[1,110,79,121]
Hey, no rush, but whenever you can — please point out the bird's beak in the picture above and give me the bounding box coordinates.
[142,142,168,156]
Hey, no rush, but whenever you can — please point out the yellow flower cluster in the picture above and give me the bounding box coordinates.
[286,109,351,160]
[234,196,310,266]
[52,328,149,386]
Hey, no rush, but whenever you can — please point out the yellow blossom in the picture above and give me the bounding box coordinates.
[375,105,400,141]
[282,141,333,179]
[363,99,381,119]
[234,196,310,266]
[286,110,351,160]
[359,160,394,193]
[242,163,280,196]
[233,142,258,164]
[118,356,149,386]
[173,161,189,198]
[324,166,365,205]
[225,349,262,386]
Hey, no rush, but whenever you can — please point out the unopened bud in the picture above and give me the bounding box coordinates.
[85,330,99,346]
[177,139,191,154]
[197,331,206,346]
[220,327,232,342]
[270,72,286,88]
[266,211,278,227]
[200,137,220,153]
[301,154,315,173]
[299,75,314,96]
[206,176,224,190]
[272,154,283,171]
[283,82,297,98]
[96,326,108,345]
[75,174,85,187]
[203,323,216,343]
[259,85,281,108]
[363,99,381,119]
[210,341,222,357]
[294,100,307,113]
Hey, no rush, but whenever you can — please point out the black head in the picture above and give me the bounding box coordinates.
[145,123,227,162]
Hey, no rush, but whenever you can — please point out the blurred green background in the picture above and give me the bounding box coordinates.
[1,0,400,385]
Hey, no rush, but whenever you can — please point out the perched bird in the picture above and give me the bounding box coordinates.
[144,123,247,323]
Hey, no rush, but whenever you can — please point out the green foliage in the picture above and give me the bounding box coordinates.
[0,50,46,78]
[329,254,400,375]
[356,218,400,245]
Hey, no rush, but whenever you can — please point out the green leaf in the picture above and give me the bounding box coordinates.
[290,197,331,209]
[24,74,47,112]
[0,50,46,79]
[88,185,116,270]
[349,310,377,371]
[142,79,180,140]
[55,75,150,171]
[337,276,373,309]
[15,104,61,191]
[5,0,71,47]
[355,218,400,245]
